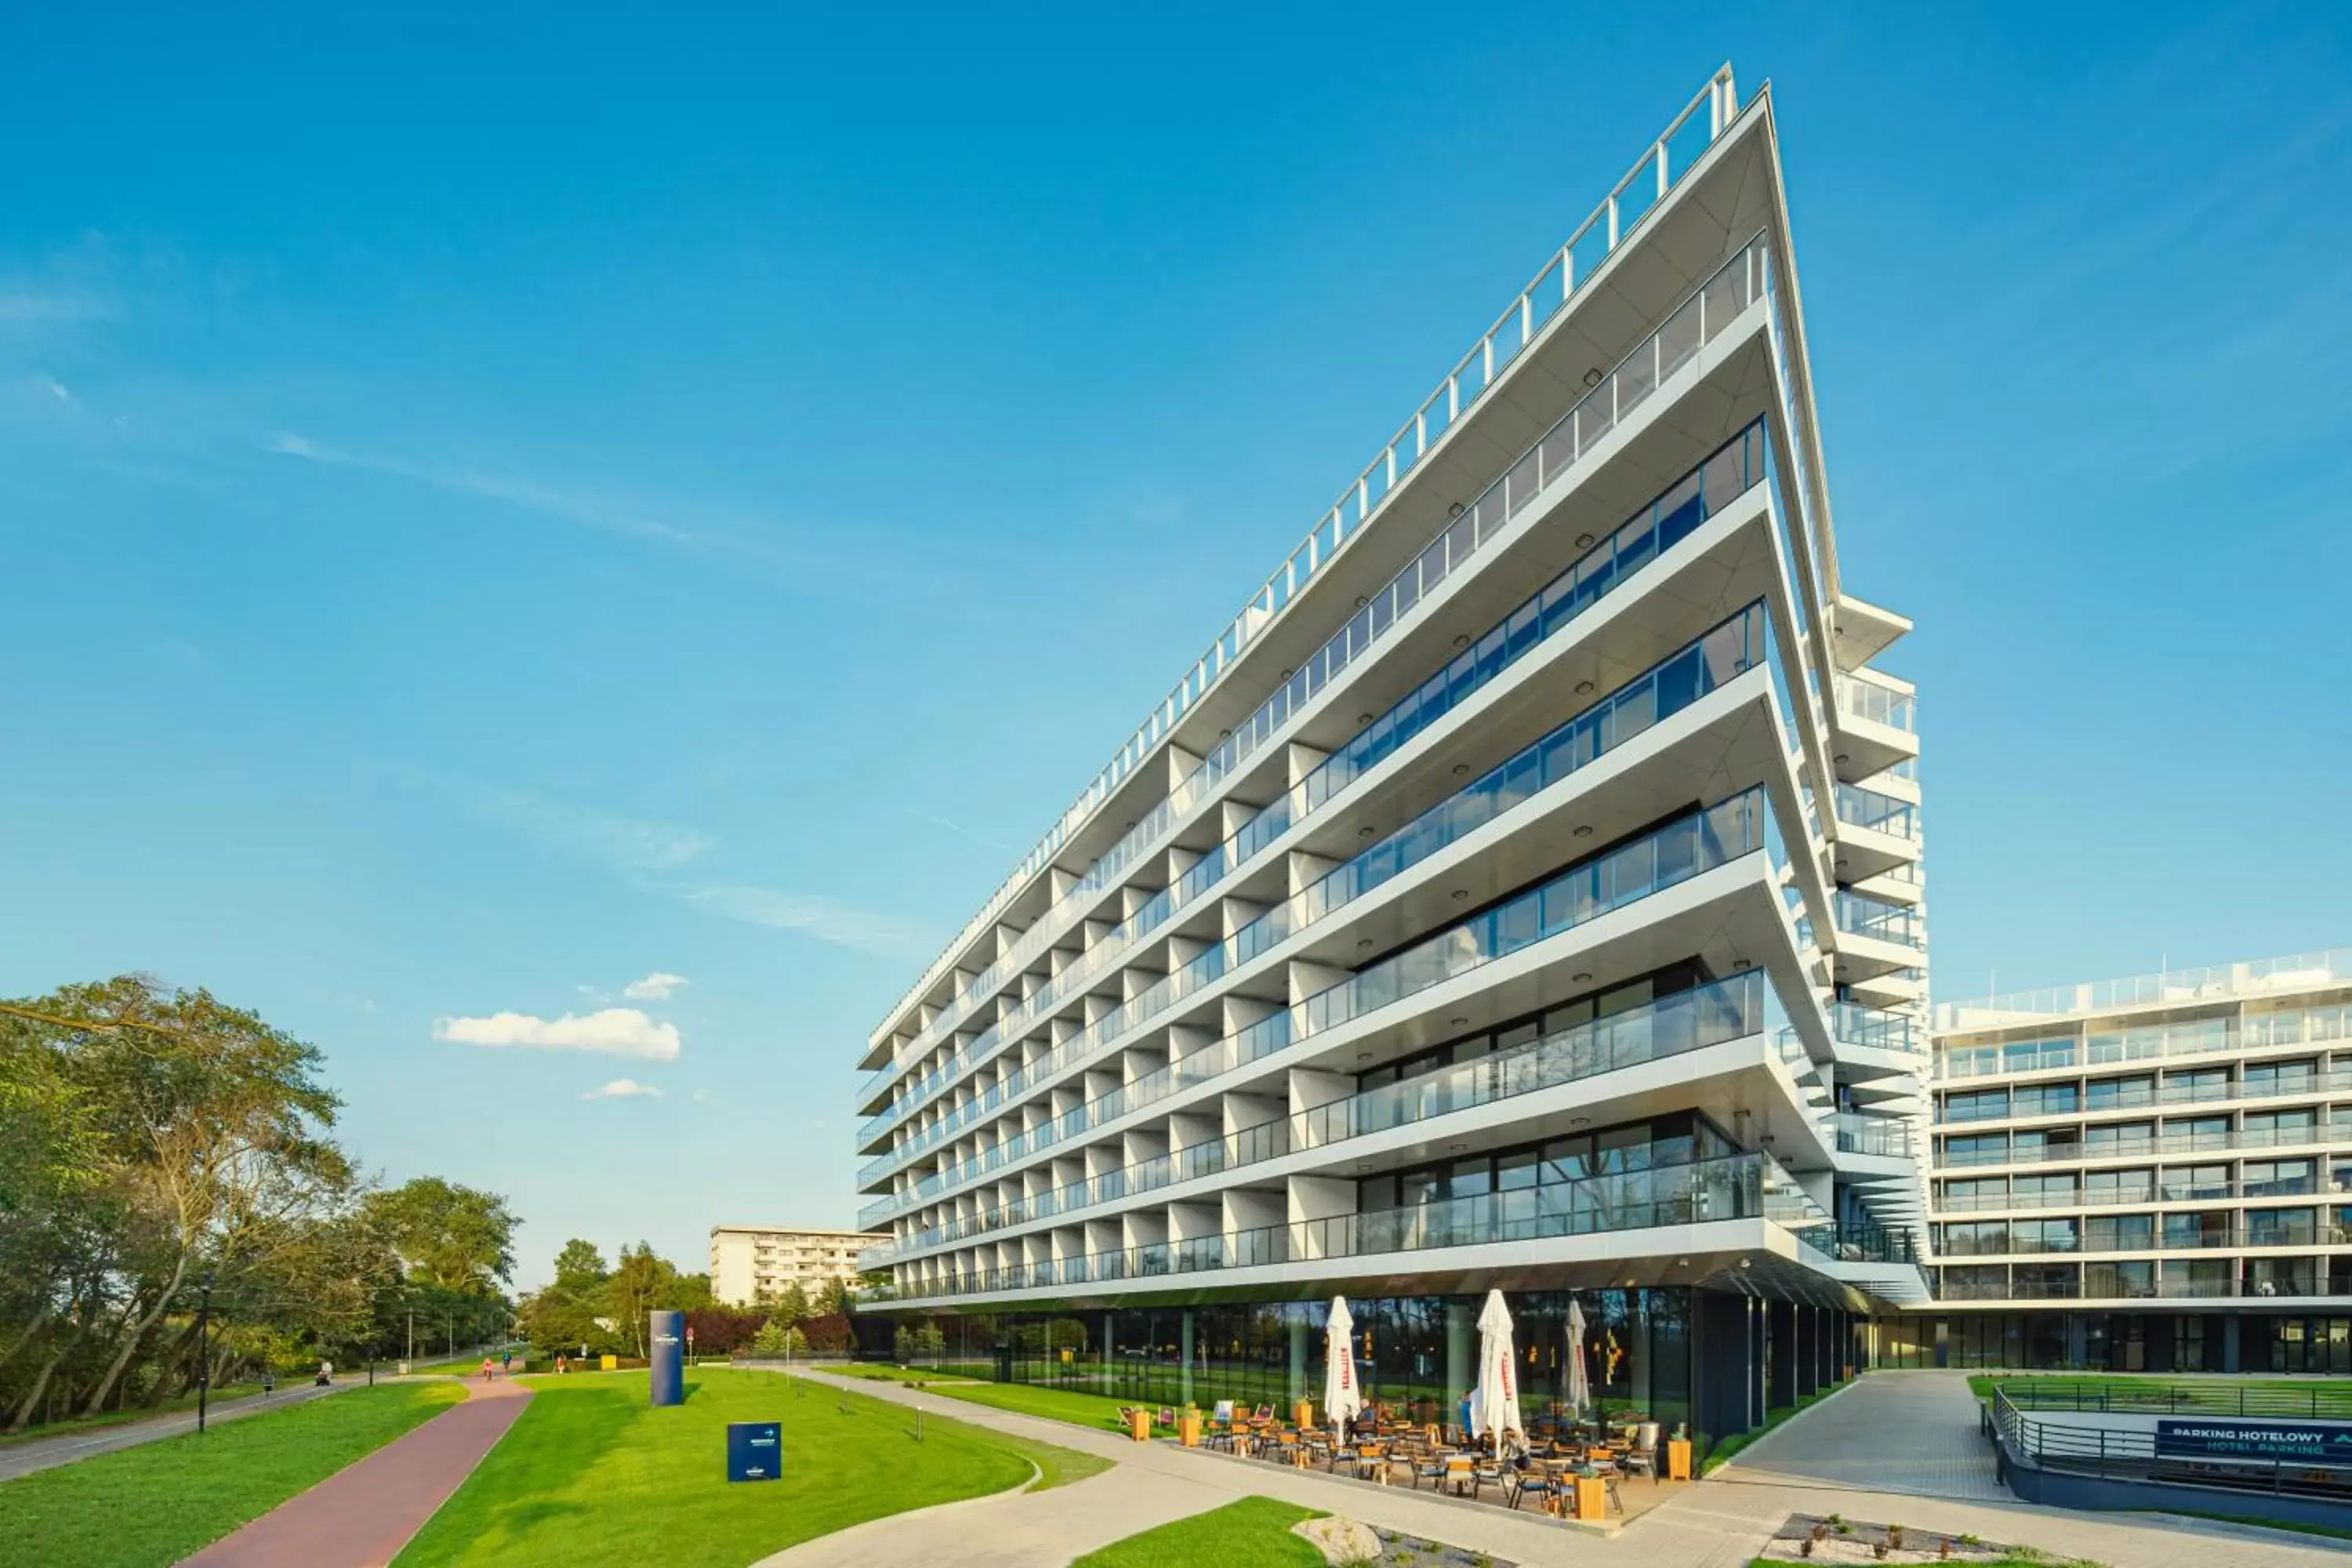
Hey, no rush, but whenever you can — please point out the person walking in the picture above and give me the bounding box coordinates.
[502,1350,514,1376]
[316,1359,333,1388]
[555,1354,568,1375]
[480,1356,495,1381]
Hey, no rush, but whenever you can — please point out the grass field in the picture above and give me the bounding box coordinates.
[825,1363,988,1385]
[916,1377,1147,1432]
[0,1379,292,1448]
[0,1381,465,1568]
[1071,1497,1326,1567]
[394,1368,1104,1567]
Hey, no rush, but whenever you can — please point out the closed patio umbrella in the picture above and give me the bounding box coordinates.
[1323,1296,1363,1436]
[1566,1297,1592,1419]
[1468,1288,1520,1451]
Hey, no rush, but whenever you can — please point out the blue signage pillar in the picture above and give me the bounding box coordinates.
[650,1310,684,1406]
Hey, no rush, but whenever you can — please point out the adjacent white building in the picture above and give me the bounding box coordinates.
[709,1225,881,1308]
[848,65,1929,1443]
[1881,949,2352,1373]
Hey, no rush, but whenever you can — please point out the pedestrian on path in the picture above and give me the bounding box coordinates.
[480,1357,495,1382]
[555,1354,568,1375]
[316,1359,332,1387]
[502,1350,513,1376]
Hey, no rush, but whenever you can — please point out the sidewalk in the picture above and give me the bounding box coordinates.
[181,1374,531,1568]
[0,1379,353,1482]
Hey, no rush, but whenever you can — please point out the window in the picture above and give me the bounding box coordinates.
[2014,1083,2080,1118]
[2012,1173,2078,1207]
[2012,1129,2079,1163]
[2161,1210,2232,1249]
[1942,1133,2008,1167]
[2087,1075,2154,1111]
[2165,1067,2228,1104]
[1939,1221,2008,1256]
[2164,1116,2229,1152]
[2085,1167,2155,1204]
[1940,1178,2005,1210]
[1944,1089,2010,1123]
[2085,1214,2154,1252]
[2159,1164,2229,1201]
[2013,1218,2079,1254]
[2245,1159,2317,1197]
[2245,1109,2318,1147]
[2248,1208,2316,1248]
[2245,1059,2319,1097]
[2085,1260,2156,1299]
[1940,1044,1999,1079]
[2085,1121,2154,1154]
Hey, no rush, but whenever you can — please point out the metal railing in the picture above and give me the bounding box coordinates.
[868,67,1744,1053]
[1991,1385,2352,1500]
[1936,948,2352,1030]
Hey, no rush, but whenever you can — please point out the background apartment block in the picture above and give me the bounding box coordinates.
[709,1225,883,1308]
[847,65,1932,1449]
[1876,949,2352,1373]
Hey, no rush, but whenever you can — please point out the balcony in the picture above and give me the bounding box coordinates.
[859,787,1780,1227]
[898,1147,1818,1303]
[1830,782,1918,883]
[868,73,1749,1063]
[1933,947,2352,1033]
[886,971,1809,1260]
[861,595,1784,1184]
[858,403,1783,1146]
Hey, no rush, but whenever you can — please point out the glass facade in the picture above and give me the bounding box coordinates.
[1872,1311,2352,1374]
[883,1287,1697,1435]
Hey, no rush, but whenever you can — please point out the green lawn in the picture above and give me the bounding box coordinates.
[826,1363,988,1386]
[394,1368,1103,1567]
[0,1379,290,1448]
[0,1381,465,1568]
[1072,1497,1327,1568]
[915,1377,1150,1432]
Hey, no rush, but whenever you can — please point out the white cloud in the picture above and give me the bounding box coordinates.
[434,1007,681,1062]
[623,971,688,1001]
[399,771,714,874]
[42,378,71,401]
[677,884,928,956]
[690,1088,714,1105]
[583,1079,663,1100]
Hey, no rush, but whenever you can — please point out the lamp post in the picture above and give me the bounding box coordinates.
[195,1270,217,1434]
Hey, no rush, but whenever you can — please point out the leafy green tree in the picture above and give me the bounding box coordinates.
[775,1282,811,1327]
[748,1318,792,1357]
[553,1239,608,1291]
[362,1178,516,1294]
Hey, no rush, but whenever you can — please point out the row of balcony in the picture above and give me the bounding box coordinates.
[861,399,1782,1147]
[863,595,1779,1184]
[1936,1001,2352,1081]
[1936,1172,2352,1213]
[866,216,1782,1102]
[1939,1074,2352,1123]
[881,971,1870,1261]
[1938,1128,2349,1168]
[894,1146,1873,1303]
[1937,1262,2345,1302]
[860,787,1781,1227]
[1934,1220,2352,1258]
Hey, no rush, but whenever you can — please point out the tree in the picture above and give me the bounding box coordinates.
[775,1282,811,1327]
[552,1240,608,1292]
[45,978,346,1416]
[362,1178,516,1294]
[748,1318,792,1357]
[814,1276,851,1317]
[800,1312,852,1355]
[604,1243,677,1356]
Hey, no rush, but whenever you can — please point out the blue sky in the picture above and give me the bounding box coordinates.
[5,2,2349,1287]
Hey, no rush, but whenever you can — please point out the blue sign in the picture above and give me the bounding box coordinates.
[2156,1418,2352,1464]
[727,1420,783,1482]
[649,1310,684,1408]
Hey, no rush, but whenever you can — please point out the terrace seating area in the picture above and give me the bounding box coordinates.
[1111,1399,1696,1526]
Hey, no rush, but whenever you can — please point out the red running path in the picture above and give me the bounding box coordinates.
[182,1374,532,1567]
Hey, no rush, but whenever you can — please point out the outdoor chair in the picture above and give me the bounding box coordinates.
[1505,1462,1560,1513]
[1156,1407,1175,1428]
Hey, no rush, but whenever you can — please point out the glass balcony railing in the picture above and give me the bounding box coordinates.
[1834,889,1923,951]
[896,1147,1788,1302]
[1937,1069,2352,1123]
[1834,674,1916,734]
[888,971,1788,1258]
[861,234,1784,1138]
[861,597,1776,1186]
[1833,1112,1912,1158]
[1834,782,1918,840]
[858,787,1779,1228]
[1831,1000,1927,1054]
[868,70,1745,1062]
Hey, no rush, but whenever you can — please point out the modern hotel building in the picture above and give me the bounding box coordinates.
[1878,949,2352,1374]
[851,66,1931,1449]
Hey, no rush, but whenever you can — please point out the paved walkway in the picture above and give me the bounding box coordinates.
[774,1367,2352,1568]
[181,1374,531,1568]
[0,1379,353,1482]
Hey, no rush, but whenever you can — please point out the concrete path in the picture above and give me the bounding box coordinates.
[773,1367,2352,1568]
[180,1374,531,1568]
[0,1379,353,1482]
